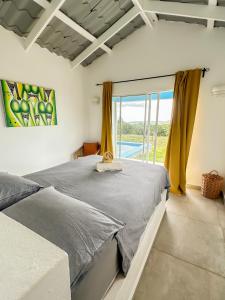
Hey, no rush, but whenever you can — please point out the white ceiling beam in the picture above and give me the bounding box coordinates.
[25,0,66,52]
[131,0,155,28]
[33,0,49,9]
[207,0,217,30]
[33,0,112,54]
[140,0,225,22]
[71,7,139,69]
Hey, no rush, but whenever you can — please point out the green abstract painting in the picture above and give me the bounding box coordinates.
[1,79,57,127]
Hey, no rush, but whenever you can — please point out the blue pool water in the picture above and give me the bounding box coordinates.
[116,141,143,158]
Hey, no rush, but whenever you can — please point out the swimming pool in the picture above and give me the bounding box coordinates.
[116,141,144,158]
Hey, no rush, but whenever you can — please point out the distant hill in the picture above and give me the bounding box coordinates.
[129,121,170,125]
[118,119,171,136]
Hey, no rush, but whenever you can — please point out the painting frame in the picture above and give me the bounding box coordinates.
[1,79,57,127]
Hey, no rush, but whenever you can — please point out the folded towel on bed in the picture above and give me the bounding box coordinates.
[96,161,123,172]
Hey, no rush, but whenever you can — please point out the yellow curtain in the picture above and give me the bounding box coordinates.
[100,81,113,155]
[164,69,201,194]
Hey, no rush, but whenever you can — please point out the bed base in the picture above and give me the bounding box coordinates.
[104,190,167,300]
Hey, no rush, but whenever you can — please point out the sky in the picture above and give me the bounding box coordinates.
[118,99,173,122]
[113,92,173,122]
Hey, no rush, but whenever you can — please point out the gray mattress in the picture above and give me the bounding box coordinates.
[71,238,119,300]
[25,155,169,275]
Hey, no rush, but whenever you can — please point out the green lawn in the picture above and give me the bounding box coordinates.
[120,134,168,163]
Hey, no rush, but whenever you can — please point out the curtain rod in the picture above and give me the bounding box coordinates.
[96,68,209,86]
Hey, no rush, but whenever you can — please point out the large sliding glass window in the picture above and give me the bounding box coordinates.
[112,91,173,164]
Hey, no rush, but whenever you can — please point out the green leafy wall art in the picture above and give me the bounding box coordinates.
[1,79,57,127]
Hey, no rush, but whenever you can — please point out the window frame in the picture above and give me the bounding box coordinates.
[112,90,173,164]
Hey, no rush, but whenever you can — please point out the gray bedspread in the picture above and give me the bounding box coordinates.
[24,155,169,274]
[3,187,124,287]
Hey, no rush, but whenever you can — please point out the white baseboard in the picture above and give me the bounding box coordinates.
[186,184,201,190]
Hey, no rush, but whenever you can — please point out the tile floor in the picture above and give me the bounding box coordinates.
[134,189,225,300]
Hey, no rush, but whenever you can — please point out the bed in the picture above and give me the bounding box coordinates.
[3,155,169,300]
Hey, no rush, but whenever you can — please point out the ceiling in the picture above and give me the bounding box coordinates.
[0,0,224,67]
[157,0,225,27]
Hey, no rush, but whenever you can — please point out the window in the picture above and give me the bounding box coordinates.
[112,91,173,164]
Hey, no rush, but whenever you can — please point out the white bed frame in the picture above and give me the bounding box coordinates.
[104,189,167,300]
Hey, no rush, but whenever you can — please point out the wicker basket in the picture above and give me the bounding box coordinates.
[201,170,224,199]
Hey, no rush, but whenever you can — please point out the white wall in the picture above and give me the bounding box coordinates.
[0,26,87,175]
[84,21,225,186]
